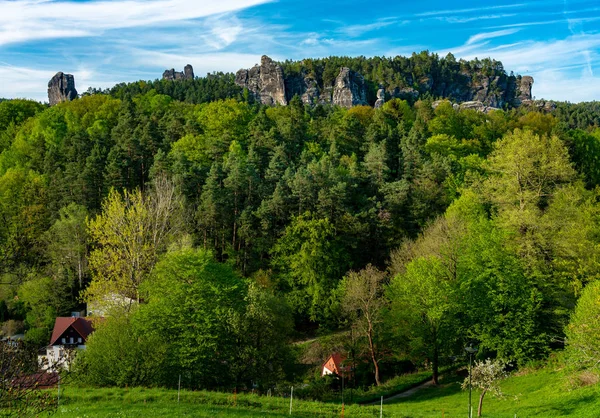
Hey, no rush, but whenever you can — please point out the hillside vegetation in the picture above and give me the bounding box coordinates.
[1,54,600,415]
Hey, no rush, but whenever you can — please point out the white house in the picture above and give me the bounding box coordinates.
[40,316,95,371]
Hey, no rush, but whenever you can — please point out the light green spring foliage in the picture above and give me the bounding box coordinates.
[135,247,245,388]
[86,188,153,304]
[74,314,168,387]
[565,280,600,372]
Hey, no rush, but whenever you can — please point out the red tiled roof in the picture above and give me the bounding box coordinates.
[322,352,349,375]
[49,317,95,346]
[12,371,59,390]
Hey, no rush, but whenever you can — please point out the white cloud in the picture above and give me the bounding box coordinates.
[0,64,57,102]
[466,29,520,45]
[439,33,600,102]
[417,3,526,17]
[0,0,273,46]
[438,14,517,24]
[128,50,264,76]
[337,18,398,37]
[201,15,244,50]
[533,68,600,102]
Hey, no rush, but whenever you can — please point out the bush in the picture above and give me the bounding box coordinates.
[565,281,600,372]
[73,314,167,387]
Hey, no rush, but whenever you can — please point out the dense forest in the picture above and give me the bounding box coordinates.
[1,53,600,393]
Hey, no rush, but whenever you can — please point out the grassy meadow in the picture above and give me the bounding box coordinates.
[48,365,600,417]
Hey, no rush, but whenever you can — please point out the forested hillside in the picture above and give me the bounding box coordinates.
[1,56,600,392]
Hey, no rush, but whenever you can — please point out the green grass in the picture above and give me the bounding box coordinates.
[51,386,384,417]
[383,367,600,417]
[47,366,600,417]
[352,371,432,404]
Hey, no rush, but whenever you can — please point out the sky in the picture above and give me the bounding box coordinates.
[0,0,599,103]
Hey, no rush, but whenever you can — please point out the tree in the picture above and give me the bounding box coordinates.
[74,314,167,387]
[461,358,508,417]
[340,264,387,386]
[86,176,185,305]
[18,276,72,345]
[0,341,57,417]
[485,128,576,233]
[387,234,459,385]
[45,203,89,290]
[271,213,349,322]
[565,280,600,373]
[230,282,293,390]
[135,247,246,389]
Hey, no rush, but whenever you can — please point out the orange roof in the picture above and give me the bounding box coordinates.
[322,353,349,376]
[49,317,95,346]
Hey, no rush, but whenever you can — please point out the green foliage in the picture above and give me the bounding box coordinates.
[272,213,349,322]
[136,247,247,388]
[565,281,600,372]
[18,276,71,345]
[0,59,599,392]
[74,315,167,387]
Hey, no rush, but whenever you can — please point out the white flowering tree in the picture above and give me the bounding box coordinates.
[462,358,509,417]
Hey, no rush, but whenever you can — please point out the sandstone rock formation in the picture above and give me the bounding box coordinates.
[184,64,194,80]
[48,72,77,106]
[332,67,368,108]
[374,88,385,108]
[235,55,287,105]
[433,99,500,114]
[163,64,194,81]
[234,55,534,110]
[518,75,534,102]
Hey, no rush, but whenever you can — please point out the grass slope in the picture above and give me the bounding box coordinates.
[385,367,600,417]
[49,367,599,417]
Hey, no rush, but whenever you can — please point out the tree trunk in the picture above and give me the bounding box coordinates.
[478,389,486,417]
[367,327,381,386]
[432,342,439,385]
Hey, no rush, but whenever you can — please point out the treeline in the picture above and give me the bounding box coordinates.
[1,87,600,390]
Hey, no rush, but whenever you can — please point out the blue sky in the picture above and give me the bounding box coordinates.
[1,0,599,102]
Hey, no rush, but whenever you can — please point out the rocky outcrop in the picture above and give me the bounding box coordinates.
[521,99,555,112]
[48,72,77,106]
[332,67,368,108]
[518,76,534,102]
[459,101,500,113]
[234,54,534,110]
[235,55,287,105]
[163,64,194,81]
[433,99,500,114]
[374,88,385,108]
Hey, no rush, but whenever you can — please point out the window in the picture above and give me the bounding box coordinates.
[69,337,74,344]
[77,337,82,344]
[61,338,66,344]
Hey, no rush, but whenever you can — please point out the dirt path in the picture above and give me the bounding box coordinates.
[365,379,435,405]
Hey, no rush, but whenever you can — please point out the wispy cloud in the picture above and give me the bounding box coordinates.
[417,3,526,17]
[437,14,517,24]
[337,18,398,37]
[201,15,244,50]
[489,15,600,29]
[0,0,273,46]
[440,33,600,101]
[466,29,520,45]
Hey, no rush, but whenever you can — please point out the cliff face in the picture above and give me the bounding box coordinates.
[48,72,77,106]
[236,54,533,110]
[332,67,367,107]
[163,64,194,81]
[235,56,287,105]
[236,57,369,108]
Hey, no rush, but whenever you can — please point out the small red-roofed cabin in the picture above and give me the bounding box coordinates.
[41,317,95,371]
[321,353,350,377]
